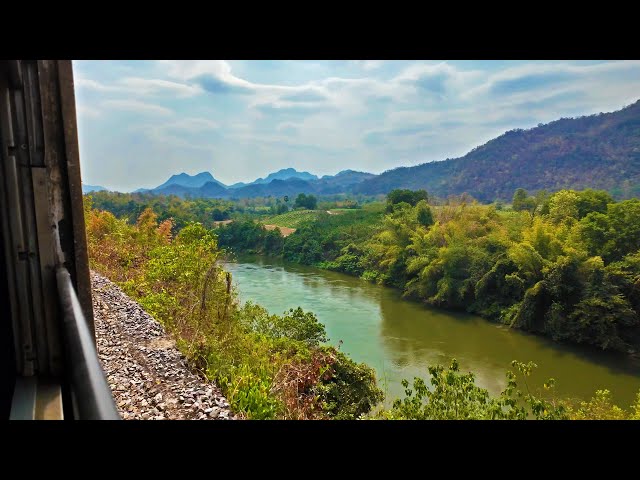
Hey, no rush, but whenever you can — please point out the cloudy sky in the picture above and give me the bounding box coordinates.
[73,60,640,192]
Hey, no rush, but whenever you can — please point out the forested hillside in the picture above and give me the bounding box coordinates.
[355,100,640,201]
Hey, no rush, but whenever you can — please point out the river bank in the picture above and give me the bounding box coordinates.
[223,254,640,408]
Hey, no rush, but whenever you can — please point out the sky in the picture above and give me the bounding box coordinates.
[73,60,640,192]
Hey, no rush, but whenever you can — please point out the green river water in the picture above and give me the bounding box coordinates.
[224,254,640,408]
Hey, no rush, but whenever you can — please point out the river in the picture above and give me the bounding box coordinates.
[223,254,640,408]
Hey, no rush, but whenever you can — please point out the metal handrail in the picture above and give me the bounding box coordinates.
[56,266,120,420]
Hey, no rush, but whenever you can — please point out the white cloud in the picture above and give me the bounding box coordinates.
[154,61,640,153]
[102,100,173,116]
[156,61,436,119]
[394,61,481,85]
[118,77,202,97]
[463,60,640,100]
[159,60,254,89]
[76,75,201,98]
[76,77,119,92]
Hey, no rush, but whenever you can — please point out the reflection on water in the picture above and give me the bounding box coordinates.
[224,254,640,408]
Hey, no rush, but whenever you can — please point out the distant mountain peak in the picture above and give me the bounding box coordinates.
[155,171,225,190]
[82,183,107,194]
[252,168,319,185]
[336,169,371,176]
[168,171,214,181]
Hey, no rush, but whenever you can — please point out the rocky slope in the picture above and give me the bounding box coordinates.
[92,271,237,420]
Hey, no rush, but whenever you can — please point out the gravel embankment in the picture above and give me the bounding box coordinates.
[92,271,237,420]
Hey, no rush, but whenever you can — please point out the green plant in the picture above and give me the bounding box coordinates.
[381,359,568,420]
[568,389,627,420]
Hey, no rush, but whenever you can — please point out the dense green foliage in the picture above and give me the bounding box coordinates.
[366,190,640,352]
[215,220,285,256]
[379,359,568,419]
[377,358,640,420]
[88,190,381,228]
[216,188,640,353]
[85,201,382,419]
[85,192,640,419]
[91,186,640,353]
[386,189,429,212]
[294,193,318,210]
[89,191,236,230]
[283,205,384,267]
[215,205,384,267]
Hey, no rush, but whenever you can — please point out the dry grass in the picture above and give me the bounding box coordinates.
[263,224,296,237]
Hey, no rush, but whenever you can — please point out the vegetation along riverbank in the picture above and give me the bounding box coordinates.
[86,188,640,419]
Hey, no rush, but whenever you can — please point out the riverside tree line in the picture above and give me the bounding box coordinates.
[84,187,640,419]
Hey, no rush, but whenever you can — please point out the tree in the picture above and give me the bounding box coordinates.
[244,305,328,346]
[294,193,307,209]
[580,199,640,262]
[547,190,580,223]
[569,390,628,420]
[386,189,429,212]
[294,193,317,210]
[512,188,536,213]
[306,194,318,210]
[602,199,640,262]
[415,200,434,227]
[512,188,527,210]
[575,189,613,219]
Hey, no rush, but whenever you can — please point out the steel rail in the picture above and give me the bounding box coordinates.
[56,266,120,420]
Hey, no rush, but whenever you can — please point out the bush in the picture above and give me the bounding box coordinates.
[240,303,328,347]
[568,390,628,420]
[317,349,384,419]
[380,359,568,420]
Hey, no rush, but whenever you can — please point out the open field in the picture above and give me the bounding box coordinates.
[263,224,296,237]
[261,210,328,228]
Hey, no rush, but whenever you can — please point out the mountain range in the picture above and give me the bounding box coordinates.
[126,168,374,199]
[228,168,318,189]
[82,184,107,194]
[83,99,640,201]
